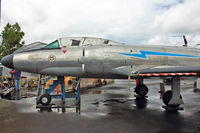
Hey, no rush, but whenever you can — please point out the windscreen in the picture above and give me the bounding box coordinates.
[43,40,60,49]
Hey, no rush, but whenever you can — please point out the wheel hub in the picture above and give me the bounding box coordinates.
[42,97,48,103]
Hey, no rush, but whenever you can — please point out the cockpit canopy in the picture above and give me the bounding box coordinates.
[43,37,123,49]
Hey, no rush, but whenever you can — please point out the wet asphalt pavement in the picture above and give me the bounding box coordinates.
[0,79,200,133]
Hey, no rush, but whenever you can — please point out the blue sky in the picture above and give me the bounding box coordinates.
[1,0,200,46]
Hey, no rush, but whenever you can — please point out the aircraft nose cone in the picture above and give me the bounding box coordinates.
[1,54,14,69]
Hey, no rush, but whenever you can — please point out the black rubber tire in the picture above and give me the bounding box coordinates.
[162,90,181,108]
[135,84,149,96]
[39,94,52,106]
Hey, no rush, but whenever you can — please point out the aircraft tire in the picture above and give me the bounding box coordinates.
[162,90,181,108]
[135,84,148,96]
[39,94,52,106]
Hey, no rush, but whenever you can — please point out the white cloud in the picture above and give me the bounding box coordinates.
[1,0,200,46]
[154,0,200,33]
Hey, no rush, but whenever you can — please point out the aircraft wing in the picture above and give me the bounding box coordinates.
[112,65,200,77]
[136,65,200,74]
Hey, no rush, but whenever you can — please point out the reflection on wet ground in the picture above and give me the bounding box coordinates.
[135,97,148,109]
[82,90,107,95]
[1,79,200,133]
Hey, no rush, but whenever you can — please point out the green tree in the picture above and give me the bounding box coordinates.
[0,22,25,60]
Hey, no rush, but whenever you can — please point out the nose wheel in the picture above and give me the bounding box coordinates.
[135,84,149,97]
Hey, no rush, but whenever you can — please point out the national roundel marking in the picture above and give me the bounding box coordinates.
[48,55,56,62]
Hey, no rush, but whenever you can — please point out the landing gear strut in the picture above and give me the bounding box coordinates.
[135,78,148,97]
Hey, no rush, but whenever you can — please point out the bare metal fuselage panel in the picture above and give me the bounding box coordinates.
[11,37,200,79]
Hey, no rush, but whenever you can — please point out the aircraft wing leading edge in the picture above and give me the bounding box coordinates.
[112,65,200,78]
[136,65,200,74]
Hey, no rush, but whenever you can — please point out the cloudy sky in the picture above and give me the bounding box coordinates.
[1,0,200,46]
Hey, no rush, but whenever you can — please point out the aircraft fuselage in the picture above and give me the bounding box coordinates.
[11,44,200,79]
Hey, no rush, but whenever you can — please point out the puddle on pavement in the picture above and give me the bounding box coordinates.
[103,103,112,106]
[103,98,129,103]
[6,88,149,115]
[81,112,107,118]
[134,97,148,110]
[14,97,80,114]
[82,90,107,95]
[38,107,78,114]
[91,98,135,106]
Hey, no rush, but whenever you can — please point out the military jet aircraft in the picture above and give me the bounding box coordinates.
[2,37,200,110]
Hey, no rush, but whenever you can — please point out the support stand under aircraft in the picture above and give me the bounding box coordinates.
[36,75,81,113]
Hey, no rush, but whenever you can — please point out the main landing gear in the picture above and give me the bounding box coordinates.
[134,78,149,97]
[134,77,183,111]
[162,90,182,108]
[162,77,183,111]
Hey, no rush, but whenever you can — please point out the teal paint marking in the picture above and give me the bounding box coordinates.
[120,50,200,59]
